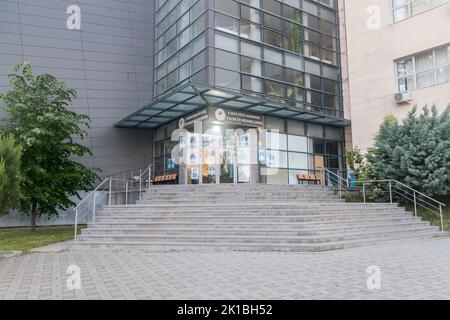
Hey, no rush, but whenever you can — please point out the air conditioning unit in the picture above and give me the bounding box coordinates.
[394,92,412,104]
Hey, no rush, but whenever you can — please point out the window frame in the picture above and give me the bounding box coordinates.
[395,45,450,92]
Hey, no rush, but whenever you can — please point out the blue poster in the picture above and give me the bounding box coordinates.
[258,149,266,162]
[179,136,185,148]
[167,158,175,170]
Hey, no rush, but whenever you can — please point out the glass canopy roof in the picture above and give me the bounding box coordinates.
[115,84,351,129]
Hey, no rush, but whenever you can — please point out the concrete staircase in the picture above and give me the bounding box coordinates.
[73,184,447,252]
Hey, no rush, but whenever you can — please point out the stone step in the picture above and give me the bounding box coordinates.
[104,203,397,210]
[87,219,426,230]
[93,213,419,224]
[143,189,336,197]
[97,209,407,218]
[75,228,444,245]
[137,200,344,206]
[81,222,435,237]
[72,232,448,252]
[99,207,405,214]
[139,195,339,201]
[76,184,447,252]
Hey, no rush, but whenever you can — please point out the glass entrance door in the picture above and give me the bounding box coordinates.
[236,130,251,183]
[219,133,235,184]
[218,129,253,184]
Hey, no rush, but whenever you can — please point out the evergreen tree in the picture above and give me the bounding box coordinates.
[368,105,450,196]
[0,135,22,214]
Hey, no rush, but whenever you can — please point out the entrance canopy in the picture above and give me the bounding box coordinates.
[115,84,351,129]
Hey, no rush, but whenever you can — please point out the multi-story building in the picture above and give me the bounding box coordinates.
[340,0,450,150]
[1,0,350,186]
[118,0,350,185]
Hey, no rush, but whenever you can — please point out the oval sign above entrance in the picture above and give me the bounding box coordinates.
[178,118,186,129]
[215,108,226,122]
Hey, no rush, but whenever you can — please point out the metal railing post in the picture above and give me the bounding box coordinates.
[439,204,444,232]
[389,181,393,203]
[149,165,152,190]
[139,169,142,200]
[125,181,129,206]
[92,192,96,222]
[338,176,342,199]
[74,209,78,240]
[321,168,325,188]
[363,183,366,203]
[414,191,417,217]
[108,179,112,206]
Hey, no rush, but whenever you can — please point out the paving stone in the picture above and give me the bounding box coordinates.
[1,238,450,299]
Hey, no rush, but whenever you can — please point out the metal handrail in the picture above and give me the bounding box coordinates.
[74,164,153,240]
[318,169,445,232]
[356,179,446,207]
[319,167,349,200]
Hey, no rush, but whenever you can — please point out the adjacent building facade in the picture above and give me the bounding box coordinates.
[340,0,450,150]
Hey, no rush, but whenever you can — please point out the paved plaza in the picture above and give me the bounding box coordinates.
[1,238,450,300]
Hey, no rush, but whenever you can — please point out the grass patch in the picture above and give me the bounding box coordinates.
[342,194,364,203]
[0,226,83,253]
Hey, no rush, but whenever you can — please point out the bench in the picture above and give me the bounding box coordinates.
[297,173,321,185]
[152,173,178,185]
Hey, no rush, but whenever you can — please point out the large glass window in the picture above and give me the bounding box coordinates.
[241,41,261,59]
[216,68,241,90]
[216,32,239,51]
[215,49,240,71]
[241,56,262,76]
[242,75,263,92]
[264,30,283,47]
[264,63,283,81]
[241,21,261,41]
[215,0,238,15]
[262,0,281,15]
[241,4,260,23]
[264,47,283,65]
[215,13,239,35]
[266,80,284,97]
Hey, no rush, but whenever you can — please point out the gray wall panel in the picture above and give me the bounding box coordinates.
[0,0,155,179]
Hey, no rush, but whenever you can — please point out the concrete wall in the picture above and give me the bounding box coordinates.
[0,0,155,177]
[341,0,450,150]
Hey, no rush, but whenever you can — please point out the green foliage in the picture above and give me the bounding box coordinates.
[0,135,22,215]
[368,105,450,196]
[344,147,372,181]
[0,61,99,224]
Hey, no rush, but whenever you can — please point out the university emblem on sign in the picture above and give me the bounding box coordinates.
[215,108,226,122]
[178,118,186,129]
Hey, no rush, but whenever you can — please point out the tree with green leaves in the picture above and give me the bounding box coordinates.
[0,135,22,215]
[367,105,450,197]
[0,61,99,231]
[344,147,372,182]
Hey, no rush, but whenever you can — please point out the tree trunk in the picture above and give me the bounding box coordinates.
[31,201,37,232]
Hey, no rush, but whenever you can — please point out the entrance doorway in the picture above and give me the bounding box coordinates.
[183,126,258,185]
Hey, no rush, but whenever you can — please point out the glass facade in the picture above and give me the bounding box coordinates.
[151,107,344,185]
[212,0,341,116]
[150,0,346,185]
[155,0,208,97]
[155,0,342,118]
